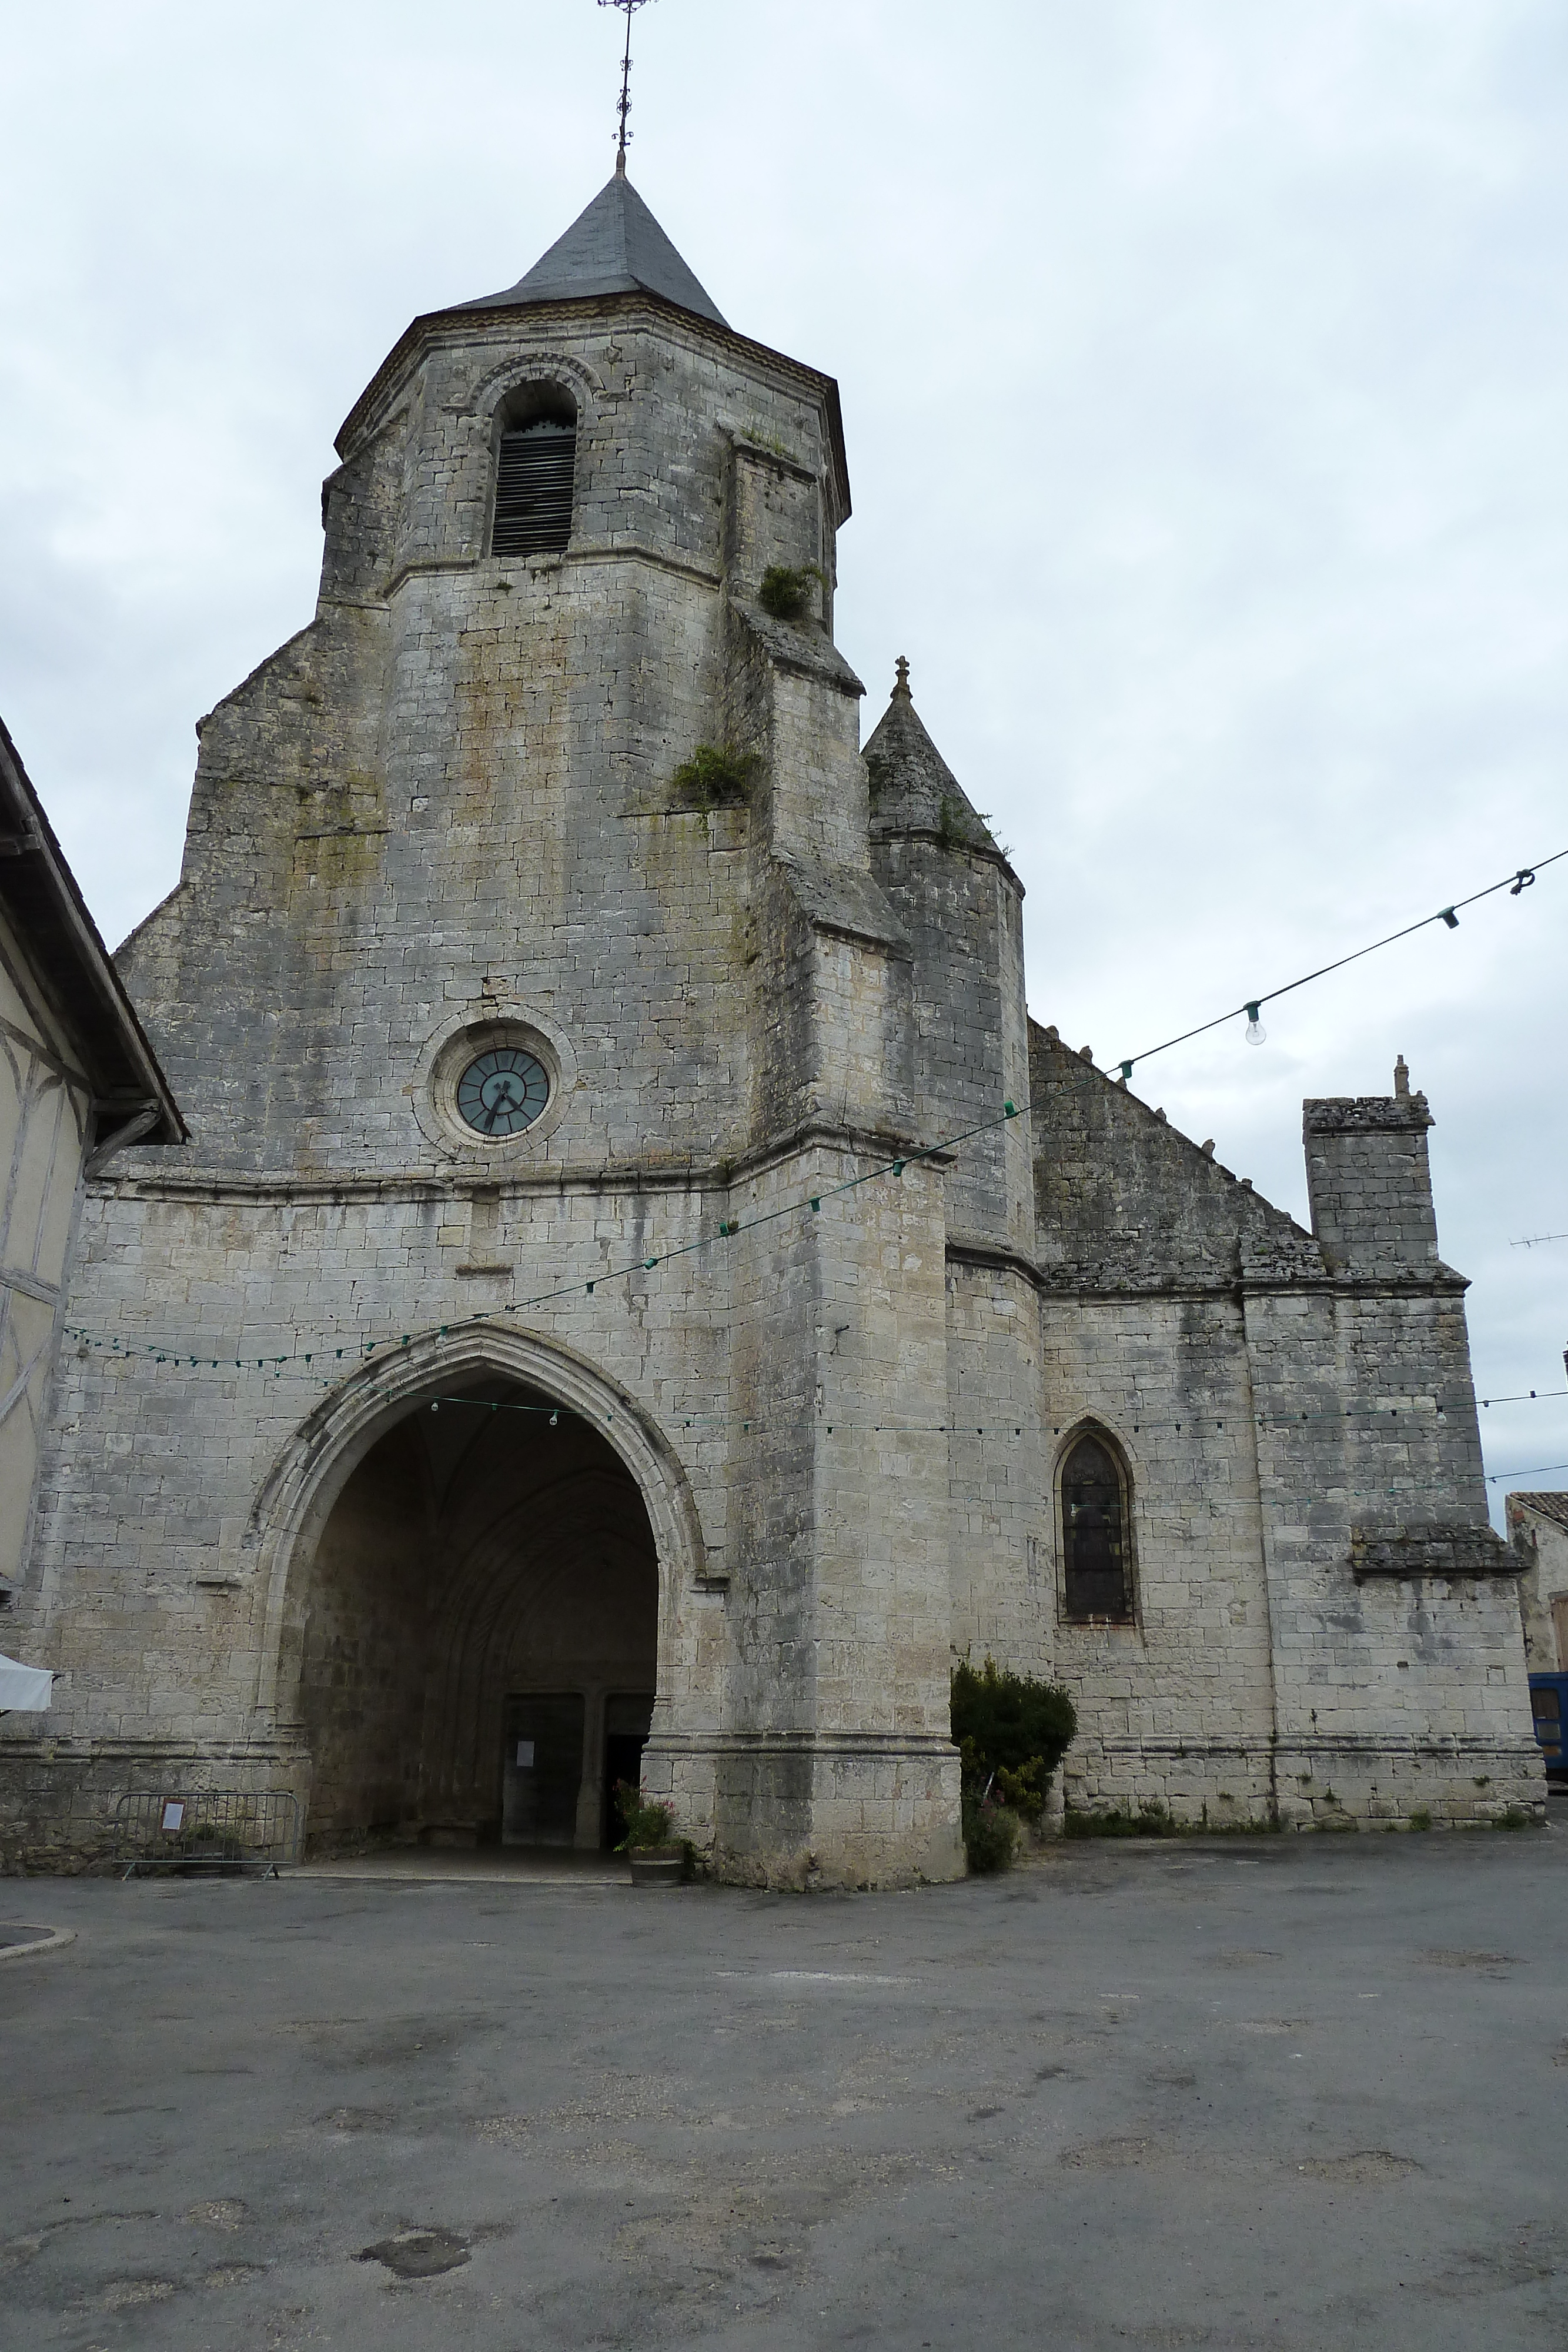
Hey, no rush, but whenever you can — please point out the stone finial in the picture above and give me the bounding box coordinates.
[1201,1138,1215,1157]
[892,656,911,700]
[1394,1054,1410,1100]
[1079,1045,1094,1063]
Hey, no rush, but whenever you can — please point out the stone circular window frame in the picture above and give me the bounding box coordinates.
[412,1005,577,1164]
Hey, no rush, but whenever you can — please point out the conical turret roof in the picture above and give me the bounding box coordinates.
[863,660,1000,854]
[459,165,728,326]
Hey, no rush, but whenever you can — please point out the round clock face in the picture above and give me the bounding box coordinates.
[456,1047,549,1139]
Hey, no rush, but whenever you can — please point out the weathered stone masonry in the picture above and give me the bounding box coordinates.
[0,169,1540,1880]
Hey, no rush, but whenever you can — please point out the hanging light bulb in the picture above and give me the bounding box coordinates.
[1245,1001,1266,1046]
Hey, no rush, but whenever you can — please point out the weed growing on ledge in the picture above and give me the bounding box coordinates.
[670,744,760,809]
[758,563,825,623]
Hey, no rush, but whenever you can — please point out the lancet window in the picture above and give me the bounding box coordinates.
[1060,1431,1134,1623]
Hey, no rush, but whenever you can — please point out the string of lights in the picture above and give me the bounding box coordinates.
[415,1391,1478,1441]
[62,1064,1568,1427]
[63,1099,1026,1378]
[422,1392,1513,1498]
[71,1343,1536,1447]
[58,841,1564,1408]
[66,1305,1567,1428]
[1511,1233,1568,1249]
[1107,846,1566,1083]
[1487,1463,1568,1488]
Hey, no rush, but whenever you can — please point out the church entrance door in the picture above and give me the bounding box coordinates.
[502,1693,585,1846]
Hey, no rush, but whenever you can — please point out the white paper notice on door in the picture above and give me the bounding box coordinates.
[516,1741,535,1768]
[161,1799,186,1831]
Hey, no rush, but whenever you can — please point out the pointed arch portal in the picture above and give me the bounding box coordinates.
[243,1327,704,1853]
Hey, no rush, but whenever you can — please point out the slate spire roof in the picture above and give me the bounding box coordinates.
[459,162,728,327]
[862,659,1000,854]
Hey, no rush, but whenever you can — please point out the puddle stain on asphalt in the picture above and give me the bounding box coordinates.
[357,2227,471,2280]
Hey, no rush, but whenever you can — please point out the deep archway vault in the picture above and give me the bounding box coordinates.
[293,1385,657,1847]
[240,1325,708,1851]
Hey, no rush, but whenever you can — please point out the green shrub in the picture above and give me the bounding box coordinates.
[671,743,760,809]
[961,1791,1018,1875]
[757,563,824,622]
[950,1658,1076,1824]
[613,1781,676,1852]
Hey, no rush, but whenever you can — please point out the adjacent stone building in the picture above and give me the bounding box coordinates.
[1513,1489,1568,1671]
[0,167,1542,1880]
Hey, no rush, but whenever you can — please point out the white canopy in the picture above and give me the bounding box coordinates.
[0,1653,52,1711]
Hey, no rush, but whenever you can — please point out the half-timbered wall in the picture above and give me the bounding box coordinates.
[0,903,92,1600]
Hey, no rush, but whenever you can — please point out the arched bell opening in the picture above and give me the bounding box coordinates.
[285,1374,660,1855]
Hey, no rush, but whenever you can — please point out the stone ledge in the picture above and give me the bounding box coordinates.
[1349,1521,1516,1579]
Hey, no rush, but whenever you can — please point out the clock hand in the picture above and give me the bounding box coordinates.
[483,1079,520,1134]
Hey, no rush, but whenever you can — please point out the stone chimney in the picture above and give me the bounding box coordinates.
[1302,1058,1440,1275]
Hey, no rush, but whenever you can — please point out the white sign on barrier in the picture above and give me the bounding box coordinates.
[161,1799,185,1832]
[516,1742,535,1768]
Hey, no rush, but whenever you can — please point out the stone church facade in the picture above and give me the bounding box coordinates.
[1,168,1542,1882]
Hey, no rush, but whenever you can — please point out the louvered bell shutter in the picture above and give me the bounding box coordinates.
[491,421,576,557]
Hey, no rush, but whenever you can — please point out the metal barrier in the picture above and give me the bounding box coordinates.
[112,1789,302,1879]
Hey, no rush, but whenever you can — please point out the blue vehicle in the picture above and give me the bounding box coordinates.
[1529,1673,1568,1778]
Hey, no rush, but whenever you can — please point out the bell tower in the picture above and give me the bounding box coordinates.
[28,166,974,1886]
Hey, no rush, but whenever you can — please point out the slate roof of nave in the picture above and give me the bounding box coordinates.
[862,664,1003,860]
[458,166,728,328]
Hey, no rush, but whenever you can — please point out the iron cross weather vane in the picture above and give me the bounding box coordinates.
[599,0,654,172]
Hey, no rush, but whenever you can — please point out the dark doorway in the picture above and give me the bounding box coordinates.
[603,1692,656,1846]
[502,1692,586,1846]
[291,1377,658,1854]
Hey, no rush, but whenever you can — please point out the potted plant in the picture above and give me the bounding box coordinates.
[614,1781,685,1887]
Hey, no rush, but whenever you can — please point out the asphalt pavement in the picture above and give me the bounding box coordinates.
[2,1826,1564,2351]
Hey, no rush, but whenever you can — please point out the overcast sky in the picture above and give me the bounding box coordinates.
[2,1,1564,1511]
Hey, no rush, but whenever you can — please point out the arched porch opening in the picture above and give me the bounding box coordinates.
[277,1372,662,1855]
